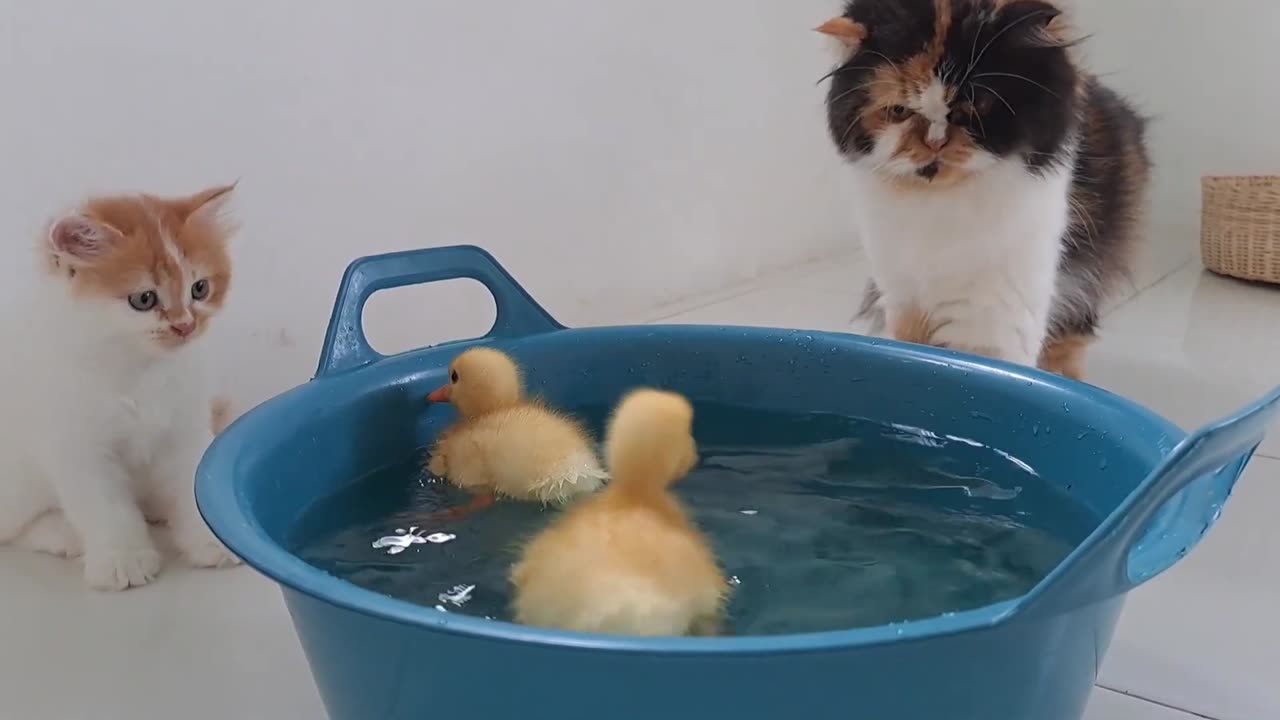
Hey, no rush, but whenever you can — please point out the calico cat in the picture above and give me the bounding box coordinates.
[0,186,242,590]
[820,0,1150,379]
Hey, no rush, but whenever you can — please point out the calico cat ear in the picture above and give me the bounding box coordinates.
[48,215,122,265]
[816,17,867,53]
[996,1,1067,43]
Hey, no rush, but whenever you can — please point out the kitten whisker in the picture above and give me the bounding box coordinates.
[971,72,1063,100]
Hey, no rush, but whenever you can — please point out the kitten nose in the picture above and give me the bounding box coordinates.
[925,134,949,151]
[170,320,196,337]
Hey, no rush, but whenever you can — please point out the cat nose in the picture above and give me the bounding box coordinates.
[924,123,949,151]
[170,320,196,337]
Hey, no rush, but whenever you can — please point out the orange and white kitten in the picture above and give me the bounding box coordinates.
[0,186,242,590]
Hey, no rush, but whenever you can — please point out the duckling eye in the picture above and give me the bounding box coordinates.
[450,371,459,383]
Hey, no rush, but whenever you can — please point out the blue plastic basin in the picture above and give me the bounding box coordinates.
[197,245,1280,720]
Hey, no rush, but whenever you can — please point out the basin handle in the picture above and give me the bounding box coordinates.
[1020,385,1280,619]
[315,245,564,377]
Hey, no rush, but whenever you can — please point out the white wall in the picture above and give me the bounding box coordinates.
[1071,0,1280,285]
[7,1,1267,413]
[0,0,850,409]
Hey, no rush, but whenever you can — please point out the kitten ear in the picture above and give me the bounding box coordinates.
[816,17,867,57]
[48,215,122,266]
[179,182,237,222]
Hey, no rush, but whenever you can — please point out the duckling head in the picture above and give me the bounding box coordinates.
[606,389,699,492]
[427,347,525,418]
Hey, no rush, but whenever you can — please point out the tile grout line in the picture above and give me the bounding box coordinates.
[1102,256,1197,319]
[629,249,860,322]
[1096,685,1220,720]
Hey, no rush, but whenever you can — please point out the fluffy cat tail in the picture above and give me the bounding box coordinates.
[604,389,698,496]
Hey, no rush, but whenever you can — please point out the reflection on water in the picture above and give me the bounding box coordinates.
[292,404,1091,636]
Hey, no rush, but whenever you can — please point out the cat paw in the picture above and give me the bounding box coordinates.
[19,513,84,558]
[176,530,241,569]
[83,544,163,591]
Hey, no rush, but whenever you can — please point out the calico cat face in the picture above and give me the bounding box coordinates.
[821,0,1080,186]
[46,185,236,353]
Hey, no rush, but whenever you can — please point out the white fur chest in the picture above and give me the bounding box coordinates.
[846,158,1073,364]
[110,359,206,466]
[18,335,210,469]
[850,159,1071,300]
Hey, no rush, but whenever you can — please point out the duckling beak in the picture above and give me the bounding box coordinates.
[427,385,451,404]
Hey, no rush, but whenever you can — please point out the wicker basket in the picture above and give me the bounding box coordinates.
[1201,175,1280,284]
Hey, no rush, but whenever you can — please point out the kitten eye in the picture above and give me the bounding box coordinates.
[127,290,158,312]
[887,105,913,122]
[191,279,211,301]
[450,371,459,383]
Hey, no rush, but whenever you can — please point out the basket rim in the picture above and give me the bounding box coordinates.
[1202,174,1280,183]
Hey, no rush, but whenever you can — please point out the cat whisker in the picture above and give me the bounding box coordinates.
[967,88,989,139]
[971,72,1063,101]
[863,50,902,77]
[961,10,1056,85]
[969,82,1016,116]
[967,13,989,79]
[838,114,868,150]
[828,80,898,107]
[816,65,882,85]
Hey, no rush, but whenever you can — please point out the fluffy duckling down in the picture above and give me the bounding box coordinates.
[510,388,727,637]
[426,348,607,505]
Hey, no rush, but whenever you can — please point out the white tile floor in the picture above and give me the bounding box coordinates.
[2,251,1277,720]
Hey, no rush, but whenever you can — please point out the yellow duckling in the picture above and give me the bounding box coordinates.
[510,389,728,637]
[426,348,607,509]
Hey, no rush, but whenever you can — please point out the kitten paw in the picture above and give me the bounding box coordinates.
[19,513,84,558]
[83,544,163,591]
[176,531,241,569]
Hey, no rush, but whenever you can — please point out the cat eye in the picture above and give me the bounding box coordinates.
[191,279,211,301]
[128,290,158,312]
[972,94,996,116]
[450,371,459,383]
[952,95,997,123]
[887,105,914,122]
